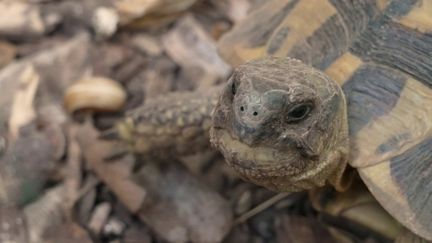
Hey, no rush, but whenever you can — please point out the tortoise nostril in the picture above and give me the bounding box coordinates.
[240,106,244,111]
[253,111,258,116]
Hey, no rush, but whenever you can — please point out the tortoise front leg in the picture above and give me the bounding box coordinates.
[115,87,221,159]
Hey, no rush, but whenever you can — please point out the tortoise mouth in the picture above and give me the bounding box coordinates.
[210,127,342,192]
[210,128,305,178]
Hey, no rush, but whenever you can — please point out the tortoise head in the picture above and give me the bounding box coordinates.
[210,57,350,192]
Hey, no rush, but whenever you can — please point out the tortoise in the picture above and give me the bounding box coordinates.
[115,0,432,240]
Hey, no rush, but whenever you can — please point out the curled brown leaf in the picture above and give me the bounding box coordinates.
[64,77,127,114]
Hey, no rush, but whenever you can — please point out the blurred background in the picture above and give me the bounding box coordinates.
[0,1,413,243]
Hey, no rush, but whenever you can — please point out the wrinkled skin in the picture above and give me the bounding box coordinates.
[210,57,350,192]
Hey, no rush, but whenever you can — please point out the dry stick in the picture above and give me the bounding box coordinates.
[73,176,100,204]
[65,125,82,217]
[234,192,291,225]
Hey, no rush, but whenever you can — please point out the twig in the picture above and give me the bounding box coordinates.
[234,192,290,225]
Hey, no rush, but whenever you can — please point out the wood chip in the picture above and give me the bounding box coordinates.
[114,0,197,25]
[8,66,39,141]
[88,202,112,235]
[162,15,231,79]
[131,34,164,56]
[76,122,148,213]
[65,125,82,212]
[0,2,60,40]
[44,223,93,243]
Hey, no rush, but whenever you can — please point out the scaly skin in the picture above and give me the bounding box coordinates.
[117,87,220,159]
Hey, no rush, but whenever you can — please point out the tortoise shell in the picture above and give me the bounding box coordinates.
[217,0,432,240]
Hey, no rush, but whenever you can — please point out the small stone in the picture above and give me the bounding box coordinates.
[92,7,119,39]
[103,217,126,238]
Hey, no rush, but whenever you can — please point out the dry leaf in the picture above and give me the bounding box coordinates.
[0,2,45,38]
[76,122,147,213]
[162,15,231,80]
[135,162,233,243]
[8,65,39,140]
[115,0,197,25]
[64,77,127,114]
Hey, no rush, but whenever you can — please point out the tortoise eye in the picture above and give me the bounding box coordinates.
[231,81,237,95]
[287,104,313,122]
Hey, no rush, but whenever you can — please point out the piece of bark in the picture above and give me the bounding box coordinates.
[88,202,112,235]
[65,125,82,212]
[43,223,93,243]
[8,66,39,141]
[134,162,233,243]
[75,176,99,226]
[76,122,148,213]
[226,0,251,23]
[130,34,164,56]
[38,0,112,35]
[211,0,251,23]
[114,0,197,25]
[0,2,60,40]
[162,15,231,89]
